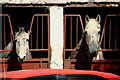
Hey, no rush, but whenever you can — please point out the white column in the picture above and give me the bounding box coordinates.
[50,6,64,69]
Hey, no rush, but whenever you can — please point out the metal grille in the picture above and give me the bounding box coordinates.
[28,14,50,59]
[0,14,50,71]
[0,14,50,59]
[0,14,14,50]
[100,14,120,51]
[64,14,84,59]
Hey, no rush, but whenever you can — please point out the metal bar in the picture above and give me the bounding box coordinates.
[115,17,117,49]
[64,16,67,49]
[65,49,76,51]
[8,15,14,41]
[1,49,49,52]
[100,16,108,48]
[100,16,107,46]
[0,14,14,41]
[3,16,6,47]
[29,14,49,35]
[29,14,49,50]
[65,15,84,32]
[109,17,111,49]
[29,15,33,49]
[29,15,35,35]
[64,15,67,60]
[0,15,14,52]
[0,50,13,52]
[104,33,105,49]
[48,15,50,50]
[100,14,120,47]
[0,14,14,51]
[42,16,44,49]
[107,14,120,17]
[30,32,33,49]
[29,14,35,49]
[28,49,48,51]
[36,16,38,49]
[97,49,120,52]
[79,15,84,33]
[64,15,84,59]
[70,17,72,49]
[76,17,78,45]
[47,15,50,68]
[25,58,48,62]
[0,49,49,52]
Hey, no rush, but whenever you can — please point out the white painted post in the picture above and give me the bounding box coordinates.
[50,6,64,69]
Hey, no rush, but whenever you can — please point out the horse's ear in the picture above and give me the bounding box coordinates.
[96,15,101,23]
[85,15,90,24]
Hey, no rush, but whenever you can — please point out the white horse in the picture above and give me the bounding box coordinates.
[85,15,104,60]
[1,27,32,61]
[68,15,104,60]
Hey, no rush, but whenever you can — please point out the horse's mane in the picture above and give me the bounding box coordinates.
[8,40,18,59]
[68,33,93,60]
[1,39,18,59]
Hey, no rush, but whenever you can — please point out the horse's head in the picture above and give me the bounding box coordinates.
[15,27,29,61]
[85,15,101,57]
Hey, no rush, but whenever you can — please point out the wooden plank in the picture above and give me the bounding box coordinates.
[64,59,71,69]
[41,61,48,69]
[0,58,49,72]
[64,59,120,75]
[22,63,40,70]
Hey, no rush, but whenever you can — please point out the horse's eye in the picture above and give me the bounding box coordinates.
[85,31,88,35]
[98,31,101,34]
[26,39,29,41]
[14,40,17,42]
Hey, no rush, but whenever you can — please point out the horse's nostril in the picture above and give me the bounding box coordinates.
[90,50,96,54]
[23,56,25,59]
[89,50,97,57]
[19,59,24,62]
[92,36,94,38]
[18,56,26,62]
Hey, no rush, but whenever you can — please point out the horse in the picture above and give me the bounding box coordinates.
[1,27,32,62]
[68,15,104,60]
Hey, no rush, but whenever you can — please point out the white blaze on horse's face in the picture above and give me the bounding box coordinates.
[15,30,29,60]
[85,15,101,55]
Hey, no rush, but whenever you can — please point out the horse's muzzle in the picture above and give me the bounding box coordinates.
[18,56,26,62]
[89,50,97,57]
